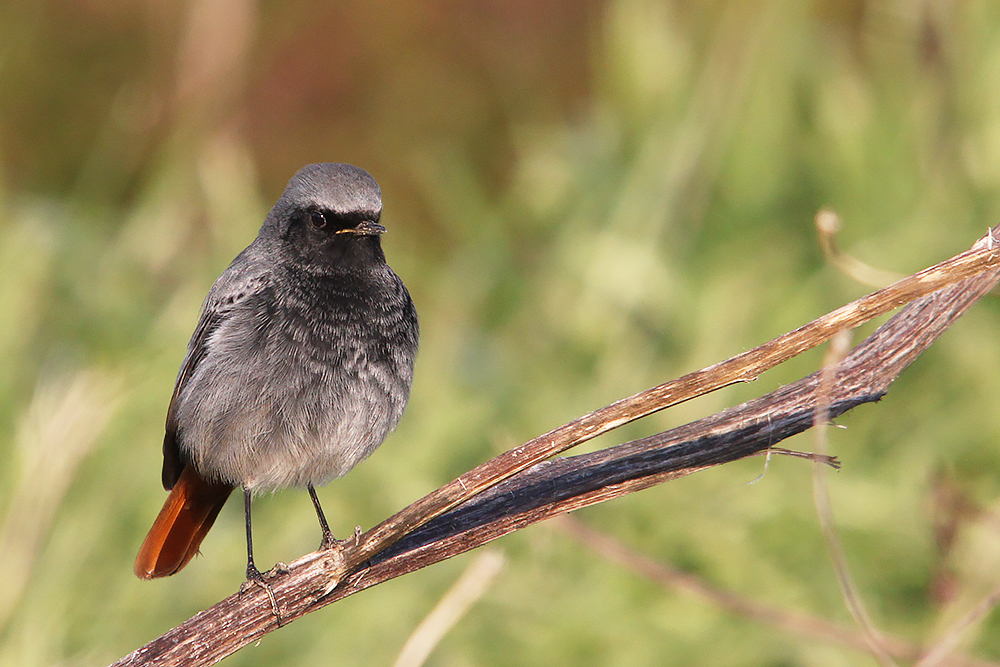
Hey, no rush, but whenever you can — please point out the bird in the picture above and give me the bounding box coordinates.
[134,163,419,583]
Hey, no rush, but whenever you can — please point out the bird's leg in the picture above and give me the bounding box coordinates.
[308,484,337,549]
[241,488,281,622]
[244,488,264,581]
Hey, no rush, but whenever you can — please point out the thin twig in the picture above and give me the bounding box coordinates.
[751,446,841,469]
[558,517,999,667]
[816,209,904,287]
[916,583,1000,667]
[812,331,897,666]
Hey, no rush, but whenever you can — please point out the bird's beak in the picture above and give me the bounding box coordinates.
[337,220,387,236]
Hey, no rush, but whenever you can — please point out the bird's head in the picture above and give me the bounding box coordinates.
[263,163,388,269]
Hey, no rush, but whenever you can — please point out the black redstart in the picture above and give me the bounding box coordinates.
[135,163,419,582]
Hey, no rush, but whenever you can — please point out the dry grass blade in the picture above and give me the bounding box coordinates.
[392,550,505,667]
[0,370,119,630]
[557,517,999,667]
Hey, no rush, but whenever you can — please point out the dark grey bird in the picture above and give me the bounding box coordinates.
[135,163,418,581]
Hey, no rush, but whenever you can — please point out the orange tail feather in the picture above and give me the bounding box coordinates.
[134,466,234,579]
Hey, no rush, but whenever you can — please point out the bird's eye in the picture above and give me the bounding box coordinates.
[309,211,327,229]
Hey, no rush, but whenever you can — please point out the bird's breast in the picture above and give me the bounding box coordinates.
[175,269,416,491]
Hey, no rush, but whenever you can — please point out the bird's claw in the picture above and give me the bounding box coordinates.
[241,564,283,625]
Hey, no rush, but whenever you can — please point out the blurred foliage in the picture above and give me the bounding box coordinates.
[2,0,1000,665]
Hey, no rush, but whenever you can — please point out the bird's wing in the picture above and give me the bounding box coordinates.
[161,257,273,489]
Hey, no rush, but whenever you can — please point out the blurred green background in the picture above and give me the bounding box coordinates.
[3,1,1000,665]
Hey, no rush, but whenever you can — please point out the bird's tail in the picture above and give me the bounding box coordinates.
[134,466,234,579]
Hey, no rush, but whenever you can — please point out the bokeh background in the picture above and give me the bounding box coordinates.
[3,1,1000,665]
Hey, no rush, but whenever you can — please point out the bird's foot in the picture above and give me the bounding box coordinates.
[316,527,363,597]
[319,524,362,550]
[241,563,282,625]
[319,530,339,550]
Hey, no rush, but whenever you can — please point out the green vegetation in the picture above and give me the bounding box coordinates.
[2,1,1000,665]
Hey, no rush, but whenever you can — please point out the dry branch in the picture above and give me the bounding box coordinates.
[112,228,1000,667]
